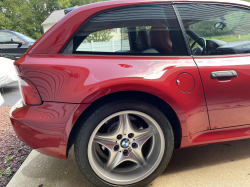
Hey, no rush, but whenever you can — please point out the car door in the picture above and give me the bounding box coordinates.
[176,3,250,129]
[0,31,19,49]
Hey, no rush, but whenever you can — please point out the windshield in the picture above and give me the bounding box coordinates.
[12,31,36,42]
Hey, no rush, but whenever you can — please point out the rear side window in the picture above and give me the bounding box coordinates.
[176,4,250,55]
[63,4,188,56]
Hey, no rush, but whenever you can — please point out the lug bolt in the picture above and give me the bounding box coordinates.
[132,143,138,149]
[117,134,122,140]
[123,150,129,157]
[128,133,134,138]
[114,145,119,151]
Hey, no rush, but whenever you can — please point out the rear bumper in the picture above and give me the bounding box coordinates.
[10,99,90,159]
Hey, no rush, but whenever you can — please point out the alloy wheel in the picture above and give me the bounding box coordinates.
[88,110,165,185]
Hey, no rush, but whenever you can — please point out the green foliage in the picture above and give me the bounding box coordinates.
[0,167,12,178]
[4,156,14,164]
[0,0,61,39]
[85,29,113,42]
[0,0,248,40]
[0,0,107,40]
[58,0,107,8]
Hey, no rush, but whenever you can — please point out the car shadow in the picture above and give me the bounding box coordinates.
[163,138,250,175]
[17,138,250,187]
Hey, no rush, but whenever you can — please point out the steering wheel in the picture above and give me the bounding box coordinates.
[191,37,206,55]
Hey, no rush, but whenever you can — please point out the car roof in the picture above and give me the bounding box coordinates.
[75,0,250,10]
[0,30,11,32]
[28,0,250,55]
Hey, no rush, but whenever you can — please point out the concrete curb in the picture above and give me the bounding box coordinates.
[7,139,250,187]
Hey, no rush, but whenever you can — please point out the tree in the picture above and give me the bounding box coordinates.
[58,0,106,8]
[0,0,108,39]
[57,0,112,43]
[85,29,113,42]
[0,0,60,39]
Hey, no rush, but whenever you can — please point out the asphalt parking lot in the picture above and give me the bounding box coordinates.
[7,138,250,187]
[1,82,21,106]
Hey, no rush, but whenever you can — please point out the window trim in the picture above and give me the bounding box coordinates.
[172,3,191,56]
[60,3,189,57]
[174,2,250,57]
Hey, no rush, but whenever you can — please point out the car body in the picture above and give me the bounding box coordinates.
[9,0,250,186]
[0,92,3,106]
[0,30,35,59]
[0,30,35,49]
[0,57,17,88]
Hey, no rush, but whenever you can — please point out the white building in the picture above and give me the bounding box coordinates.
[41,9,65,33]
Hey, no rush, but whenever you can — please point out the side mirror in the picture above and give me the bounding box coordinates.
[11,38,24,48]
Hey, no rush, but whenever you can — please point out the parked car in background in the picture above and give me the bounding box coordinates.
[0,57,17,88]
[0,30,35,60]
[0,93,3,106]
[9,0,250,186]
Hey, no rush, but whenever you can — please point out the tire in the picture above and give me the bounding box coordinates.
[74,98,174,187]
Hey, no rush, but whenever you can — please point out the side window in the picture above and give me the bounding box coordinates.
[77,28,129,52]
[0,32,18,44]
[63,4,188,56]
[177,4,250,55]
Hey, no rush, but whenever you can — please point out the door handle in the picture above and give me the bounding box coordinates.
[210,70,238,79]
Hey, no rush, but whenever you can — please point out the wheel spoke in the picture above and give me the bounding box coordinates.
[134,126,155,146]
[119,113,134,135]
[106,151,124,171]
[131,150,146,166]
[106,149,145,171]
[94,134,117,150]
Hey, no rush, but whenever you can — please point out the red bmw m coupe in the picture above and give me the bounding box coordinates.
[10,0,250,186]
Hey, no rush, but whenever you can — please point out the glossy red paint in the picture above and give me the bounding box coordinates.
[27,0,250,55]
[193,55,250,129]
[15,54,210,139]
[176,73,195,93]
[181,124,250,148]
[9,0,250,160]
[10,99,90,159]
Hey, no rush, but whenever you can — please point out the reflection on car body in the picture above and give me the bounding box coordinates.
[9,0,250,186]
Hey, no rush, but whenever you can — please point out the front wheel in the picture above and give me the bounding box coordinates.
[74,99,174,187]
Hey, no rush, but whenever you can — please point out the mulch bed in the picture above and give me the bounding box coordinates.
[0,106,31,186]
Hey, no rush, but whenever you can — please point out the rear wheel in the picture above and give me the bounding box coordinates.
[74,99,174,187]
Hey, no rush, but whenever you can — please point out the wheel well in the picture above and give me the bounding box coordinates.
[66,91,182,158]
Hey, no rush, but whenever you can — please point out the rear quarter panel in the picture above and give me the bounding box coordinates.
[15,54,209,136]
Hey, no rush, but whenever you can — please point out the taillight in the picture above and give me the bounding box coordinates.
[18,76,42,105]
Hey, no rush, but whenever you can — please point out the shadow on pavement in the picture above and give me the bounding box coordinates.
[9,138,250,187]
[163,138,250,175]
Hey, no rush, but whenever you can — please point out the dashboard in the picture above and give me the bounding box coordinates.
[206,39,250,55]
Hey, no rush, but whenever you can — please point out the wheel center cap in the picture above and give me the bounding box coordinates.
[121,138,130,148]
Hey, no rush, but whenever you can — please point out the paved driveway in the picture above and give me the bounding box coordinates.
[7,138,250,187]
[1,82,21,106]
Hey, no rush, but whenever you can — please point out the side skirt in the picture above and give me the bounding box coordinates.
[180,125,250,148]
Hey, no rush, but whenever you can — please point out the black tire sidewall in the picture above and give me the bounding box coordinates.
[74,99,174,187]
